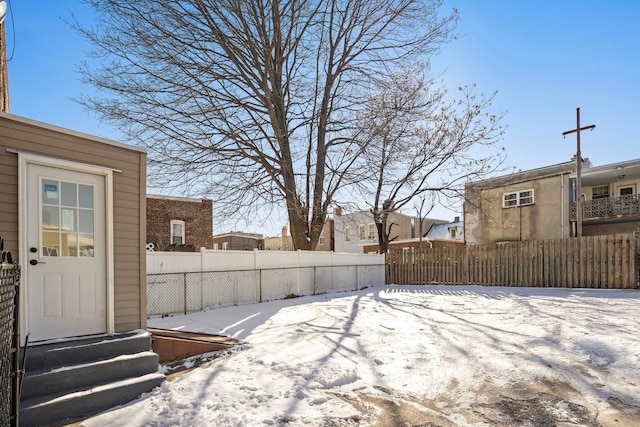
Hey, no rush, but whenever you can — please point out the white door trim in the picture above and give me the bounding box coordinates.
[18,152,115,344]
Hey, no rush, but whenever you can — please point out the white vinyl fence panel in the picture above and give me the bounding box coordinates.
[147,250,385,316]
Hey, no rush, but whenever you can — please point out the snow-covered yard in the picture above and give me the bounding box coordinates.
[83,285,640,426]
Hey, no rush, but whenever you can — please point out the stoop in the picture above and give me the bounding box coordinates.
[19,329,165,427]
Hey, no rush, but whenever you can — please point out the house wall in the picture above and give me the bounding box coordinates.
[211,233,263,250]
[583,221,640,236]
[0,113,147,332]
[465,167,573,245]
[334,210,447,253]
[314,220,335,251]
[147,196,213,250]
[264,227,294,251]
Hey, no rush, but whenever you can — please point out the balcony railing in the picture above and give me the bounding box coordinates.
[570,193,640,221]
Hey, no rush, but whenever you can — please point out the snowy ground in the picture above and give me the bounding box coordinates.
[82,285,640,426]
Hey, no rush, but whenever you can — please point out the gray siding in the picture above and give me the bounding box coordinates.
[0,113,147,332]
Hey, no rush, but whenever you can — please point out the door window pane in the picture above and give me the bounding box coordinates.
[79,234,94,257]
[40,178,95,258]
[42,232,59,257]
[79,185,93,209]
[61,182,77,207]
[42,206,59,231]
[42,180,59,204]
[61,232,75,256]
[79,210,94,233]
[62,208,77,232]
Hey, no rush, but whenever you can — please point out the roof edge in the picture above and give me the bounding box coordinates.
[0,112,146,154]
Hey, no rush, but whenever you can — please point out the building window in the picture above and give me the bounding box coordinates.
[502,189,534,208]
[620,187,634,196]
[222,242,228,250]
[319,231,325,245]
[449,227,457,239]
[367,223,376,240]
[359,224,366,241]
[345,226,351,242]
[213,243,219,250]
[170,220,185,244]
[592,185,609,199]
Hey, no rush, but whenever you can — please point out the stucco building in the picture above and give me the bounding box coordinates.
[464,157,640,245]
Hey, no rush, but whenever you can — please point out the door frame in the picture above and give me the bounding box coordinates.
[18,152,115,344]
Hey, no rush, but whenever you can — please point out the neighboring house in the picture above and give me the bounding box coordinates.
[146,195,213,251]
[212,231,264,250]
[257,220,333,252]
[334,208,448,253]
[314,219,335,252]
[362,217,464,252]
[424,217,465,245]
[464,157,640,245]
[264,227,294,251]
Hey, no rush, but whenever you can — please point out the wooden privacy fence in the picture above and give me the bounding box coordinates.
[387,233,640,289]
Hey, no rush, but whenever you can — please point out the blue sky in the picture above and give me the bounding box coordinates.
[430,0,640,170]
[5,1,640,227]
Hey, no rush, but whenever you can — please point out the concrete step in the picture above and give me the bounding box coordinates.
[19,372,165,427]
[19,329,165,426]
[21,351,160,401]
[22,329,153,371]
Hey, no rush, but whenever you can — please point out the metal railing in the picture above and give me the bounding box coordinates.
[570,193,640,220]
[147,264,385,317]
[1,238,21,427]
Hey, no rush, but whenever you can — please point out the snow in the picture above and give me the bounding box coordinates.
[81,285,640,426]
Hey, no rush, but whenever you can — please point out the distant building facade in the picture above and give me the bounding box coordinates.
[464,157,640,245]
[334,208,448,253]
[264,227,295,251]
[212,232,264,250]
[147,195,213,251]
[362,217,464,252]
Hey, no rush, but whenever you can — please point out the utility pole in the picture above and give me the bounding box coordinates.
[0,1,9,113]
[562,108,595,238]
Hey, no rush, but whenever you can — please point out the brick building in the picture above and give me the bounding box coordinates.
[146,195,213,251]
[212,232,264,250]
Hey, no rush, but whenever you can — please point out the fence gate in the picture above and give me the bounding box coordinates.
[1,237,21,427]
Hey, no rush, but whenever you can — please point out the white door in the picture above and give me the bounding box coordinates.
[26,163,107,342]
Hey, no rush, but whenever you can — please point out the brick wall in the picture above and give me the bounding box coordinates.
[212,234,264,250]
[147,196,213,250]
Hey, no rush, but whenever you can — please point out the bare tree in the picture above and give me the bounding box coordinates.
[414,195,436,249]
[352,68,505,252]
[71,0,458,249]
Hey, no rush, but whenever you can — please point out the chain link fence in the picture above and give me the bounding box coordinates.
[147,264,385,317]
[1,257,20,426]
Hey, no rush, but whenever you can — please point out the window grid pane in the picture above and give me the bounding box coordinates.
[42,179,94,258]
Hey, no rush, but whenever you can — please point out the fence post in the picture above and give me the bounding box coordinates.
[259,269,263,303]
[183,272,188,315]
[313,266,317,295]
[355,264,359,291]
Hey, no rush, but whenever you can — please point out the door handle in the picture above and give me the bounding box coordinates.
[29,259,46,265]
